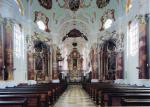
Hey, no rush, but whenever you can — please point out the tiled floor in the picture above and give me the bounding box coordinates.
[53,85,99,107]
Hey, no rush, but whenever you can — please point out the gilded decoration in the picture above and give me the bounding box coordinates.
[100,9,115,31]
[27,32,51,81]
[67,48,83,82]
[34,11,50,32]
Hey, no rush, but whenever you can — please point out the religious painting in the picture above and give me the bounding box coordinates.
[73,59,77,67]
[36,71,45,81]
[35,55,43,71]
[139,20,148,79]
[43,52,48,76]
[108,54,116,80]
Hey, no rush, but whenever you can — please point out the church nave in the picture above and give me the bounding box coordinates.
[0,0,150,106]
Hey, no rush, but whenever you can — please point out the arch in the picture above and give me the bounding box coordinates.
[58,18,91,33]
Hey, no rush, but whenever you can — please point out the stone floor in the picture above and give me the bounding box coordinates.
[53,85,99,107]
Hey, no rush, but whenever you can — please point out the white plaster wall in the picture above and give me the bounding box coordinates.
[115,0,150,86]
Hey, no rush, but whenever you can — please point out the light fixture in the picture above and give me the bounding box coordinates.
[104,19,113,29]
[36,20,46,31]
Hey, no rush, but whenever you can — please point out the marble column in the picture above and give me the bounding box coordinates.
[52,45,59,83]
[0,15,4,80]
[116,51,124,79]
[4,19,14,80]
[138,16,148,79]
[146,14,150,78]
[91,47,99,83]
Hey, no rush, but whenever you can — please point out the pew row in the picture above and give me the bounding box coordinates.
[0,83,67,107]
[0,98,27,107]
[82,82,150,106]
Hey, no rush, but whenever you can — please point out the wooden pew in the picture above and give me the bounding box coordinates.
[82,82,150,106]
[106,93,150,106]
[16,83,67,104]
[0,98,27,107]
[100,87,150,106]
[121,98,150,106]
[82,82,115,104]
[0,94,40,107]
[0,90,48,107]
[0,83,67,107]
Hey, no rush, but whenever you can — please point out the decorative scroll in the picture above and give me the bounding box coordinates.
[100,9,115,31]
[35,55,43,70]
[116,52,124,79]
[4,19,14,80]
[0,24,3,80]
[139,19,148,79]
[34,11,50,32]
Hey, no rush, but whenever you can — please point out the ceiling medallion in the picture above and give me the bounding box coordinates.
[69,0,80,11]
[96,0,110,8]
[56,0,92,11]
[38,0,52,9]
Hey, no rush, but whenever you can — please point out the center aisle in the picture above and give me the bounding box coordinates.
[53,85,99,107]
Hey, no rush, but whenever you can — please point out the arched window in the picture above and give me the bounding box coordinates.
[14,24,24,59]
[127,20,139,57]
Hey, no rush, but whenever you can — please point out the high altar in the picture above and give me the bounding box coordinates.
[67,48,83,82]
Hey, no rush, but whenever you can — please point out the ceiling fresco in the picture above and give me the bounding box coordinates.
[22,0,127,55]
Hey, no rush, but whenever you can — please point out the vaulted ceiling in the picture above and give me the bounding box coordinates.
[22,0,126,56]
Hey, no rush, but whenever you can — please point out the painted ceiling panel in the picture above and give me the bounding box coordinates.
[28,0,121,33]
[22,0,125,55]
